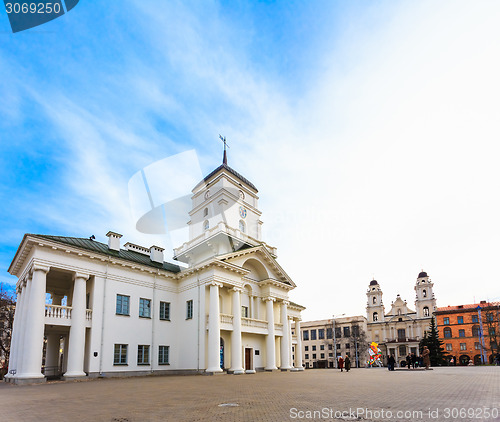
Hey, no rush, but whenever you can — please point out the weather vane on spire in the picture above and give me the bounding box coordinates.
[219,134,229,165]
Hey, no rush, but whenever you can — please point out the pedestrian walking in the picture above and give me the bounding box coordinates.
[406,354,411,370]
[338,356,344,372]
[345,355,351,372]
[422,346,431,370]
[411,353,416,369]
[387,354,395,371]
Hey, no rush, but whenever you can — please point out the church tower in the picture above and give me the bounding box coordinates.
[366,279,385,322]
[414,271,437,318]
[173,147,266,266]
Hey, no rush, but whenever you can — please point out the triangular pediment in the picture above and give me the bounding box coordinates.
[215,245,296,288]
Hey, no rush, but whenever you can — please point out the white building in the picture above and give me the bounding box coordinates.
[365,272,437,366]
[5,156,305,384]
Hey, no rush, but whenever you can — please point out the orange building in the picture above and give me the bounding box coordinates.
[435,301,500,365]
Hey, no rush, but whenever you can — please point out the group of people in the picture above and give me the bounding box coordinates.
[337,355,351,372]
[387,346,431,371]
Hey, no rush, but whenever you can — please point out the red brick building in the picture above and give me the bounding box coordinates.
[435,301,500,365]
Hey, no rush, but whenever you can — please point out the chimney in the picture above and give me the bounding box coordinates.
[106,231,122,252]
[150,245,165,264]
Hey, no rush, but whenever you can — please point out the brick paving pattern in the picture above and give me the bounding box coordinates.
[0,366,499,422]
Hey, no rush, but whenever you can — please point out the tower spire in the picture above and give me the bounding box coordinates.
[219,134,229,166]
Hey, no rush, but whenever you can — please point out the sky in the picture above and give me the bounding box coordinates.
[1,0,499,321]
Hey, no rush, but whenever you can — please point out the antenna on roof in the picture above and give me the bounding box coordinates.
[219,134,229,165]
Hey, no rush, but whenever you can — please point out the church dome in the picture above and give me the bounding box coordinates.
[418,271,428,278]
[369,279,378,286]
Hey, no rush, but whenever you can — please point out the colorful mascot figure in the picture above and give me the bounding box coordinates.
[366,342,383,367]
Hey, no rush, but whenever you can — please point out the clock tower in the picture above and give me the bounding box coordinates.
[173,152,270,266]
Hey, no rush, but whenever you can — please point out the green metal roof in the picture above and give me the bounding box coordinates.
[32,234,181,273]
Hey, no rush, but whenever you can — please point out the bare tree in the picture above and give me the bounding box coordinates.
[0,283,16,379]
[484,306,499,362]
[348,324,370,368]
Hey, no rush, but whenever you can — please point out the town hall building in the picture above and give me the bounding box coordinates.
[5,153,305,384]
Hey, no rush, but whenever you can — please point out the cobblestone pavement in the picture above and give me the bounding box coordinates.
[1,366,499,422]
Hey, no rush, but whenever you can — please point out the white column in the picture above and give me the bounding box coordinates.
[288,318,293,366]
[64,272,89,378]
[207,282,223,373]
[293,319,304,370]
[16,277,31,376]
[264,297,277,370]
[18,264,49,381]
[230,288,244,374]
[6,284,25,378]
[280,301,291,370]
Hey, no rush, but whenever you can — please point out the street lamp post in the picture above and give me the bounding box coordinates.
[332,313,345,369]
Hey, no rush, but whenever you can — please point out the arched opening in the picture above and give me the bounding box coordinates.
[204,220,209,231]
[459,354,470,366]
[372,297,376,304]
[423,289,427,298]
[423,306,429,317]
[242,259,269,281]
[203,207,208,217]
[373,312,378,322]
[473,354,483,365]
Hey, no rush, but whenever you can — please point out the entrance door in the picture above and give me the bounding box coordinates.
[245,348,252,370]
[220,338,224,369]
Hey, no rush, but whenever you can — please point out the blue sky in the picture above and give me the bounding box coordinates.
[1,1,500,319]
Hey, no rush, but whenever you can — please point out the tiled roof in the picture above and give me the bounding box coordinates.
[32,235,181,273]
[203,164,258,192]
[436,301,500,312]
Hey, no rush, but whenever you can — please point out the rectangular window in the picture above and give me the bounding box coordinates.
[241,306,249,318]
[159,302,170,320]
[116,294,130,316]
[459,329,465,337]
[343,327,350,337]
[446,343,452,351]
[312,354,316,359]
[305,346,309,351]
[303,330,309,341]
[310,330,317,340]
[305,354,309,359]
[397,329,406,339]
[320,353,325,359]
[320,345,324,351]
[114,344,127,365]
[158,345,170,365]
[443,317,450,325]
[139,298,151,318]
[328,344,332,350]
[335,327,342,338]
[312,345,316,351]
[329,353,333,357]
[475,342,481,350]
[336,344,340,350]
[346,343,350,349]
[186,300,193,319]
[352,325,360,337]
[457,316,464,324]
[137,345,150,365]
[318,329,325,340]
[460,343,466,351]
[472,315,478,323]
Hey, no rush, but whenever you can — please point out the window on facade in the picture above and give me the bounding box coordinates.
[475,342,481,350]
[335,327,342,338]
[312,345,316,351]
[329,353,333,357]
[305,346,309,351]
[310,330,317,340]
[186,300,193,319]
[326,328,333,339]
[320,353,325,359]
[397,329,406,340]
[487,313,494,322]
[203,220,209,231]
[423,306,429,317]
[443,317,450,325]
[305,354,309,359]
[158,345,170,365]
[139,298,151,318]
[399,345,406,356]
[303,330,309,341]
[312,354,316,359]
[159,302,170,320]
[116,294,130,316]
[320,345,324,351]
[458,329,465,337]
[336,344,340,350]
[472,325,480,336]
[489,327,496,336]
[239,220,246,233]
[460,343,466,351]
[137,345,150,365]
[472,315,478,323]
[444,327,452,338]
[352,325,359,337]
[346,343,350,349]
[204,207,208,217]
[457,316,464,324]
[423,289,427,297]
[328,344,332,350]
[241,306,249,318]
[446,343,452,351]
[114,344,127,365]
[343,327,350,337]
[318,329,325,340]
[373,297,376,304]
[373,312,378,321]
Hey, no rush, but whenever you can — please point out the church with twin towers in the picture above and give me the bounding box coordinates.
[6,149,305,384]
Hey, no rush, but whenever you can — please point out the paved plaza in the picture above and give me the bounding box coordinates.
[1,366,499,422]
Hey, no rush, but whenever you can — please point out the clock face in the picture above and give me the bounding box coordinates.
[239,206,247,219]
[204,190,210,200]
